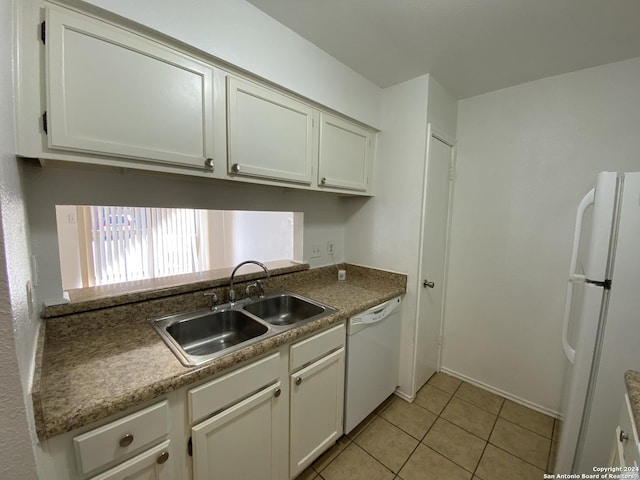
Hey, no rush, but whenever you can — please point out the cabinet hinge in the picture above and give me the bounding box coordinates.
[438,335,443,346]
[40,21,46,44]
[42,111,48,134]
[187,437,193,456]
[449,165,455,181]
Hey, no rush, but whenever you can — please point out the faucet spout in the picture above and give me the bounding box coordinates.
[229,260,270,305]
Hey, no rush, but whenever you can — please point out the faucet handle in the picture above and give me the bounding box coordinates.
[256,280,266,298]
[203,291,218,310]
[245,282,259,299]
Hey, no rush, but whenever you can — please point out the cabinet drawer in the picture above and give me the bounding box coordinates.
[73,400,169,475]
[188,352,280,424]
[290,323,345,372]
[88,440,171,480]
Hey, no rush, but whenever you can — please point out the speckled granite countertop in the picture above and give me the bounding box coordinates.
[32,264,406,440]
[625,370,640,435]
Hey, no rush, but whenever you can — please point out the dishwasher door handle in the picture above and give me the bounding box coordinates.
[351,297,401,325]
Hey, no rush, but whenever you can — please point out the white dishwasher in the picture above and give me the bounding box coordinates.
[344,296,402,433]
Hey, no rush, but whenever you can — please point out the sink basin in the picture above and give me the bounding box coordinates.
[152,308,269,366]
[152,291,336,366]
[243,292,335,326]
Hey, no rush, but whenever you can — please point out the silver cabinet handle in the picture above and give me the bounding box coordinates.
[295,377,302,386]
[204,158,215,169]
[157,451,169,464]
[423,279,435,288]
[232,163,241,173]
[620,430,629,442]
[119,433,134,448]
[320,177,327,185]
[274,388,281,398]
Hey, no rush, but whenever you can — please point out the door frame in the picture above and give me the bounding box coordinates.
[412,123,456,393]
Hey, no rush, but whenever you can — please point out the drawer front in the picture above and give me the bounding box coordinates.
[74,400,169,475]
[88,440,171,480]
[290,323,345,372]
[188,352,280,424]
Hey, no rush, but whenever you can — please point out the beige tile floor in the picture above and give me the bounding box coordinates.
[297,373,560,480]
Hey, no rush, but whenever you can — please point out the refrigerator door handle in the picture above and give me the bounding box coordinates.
[562,188,595,364]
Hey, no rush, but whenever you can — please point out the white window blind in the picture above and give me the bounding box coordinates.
[83,206,209,286]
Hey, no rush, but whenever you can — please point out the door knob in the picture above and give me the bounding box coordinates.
[423,279,435,288]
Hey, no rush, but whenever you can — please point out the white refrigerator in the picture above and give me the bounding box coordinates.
[556,171,640,473]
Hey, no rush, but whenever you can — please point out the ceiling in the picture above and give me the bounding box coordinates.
[246,0,640,99]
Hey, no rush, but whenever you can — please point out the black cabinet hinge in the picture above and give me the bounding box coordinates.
[40,21,46,44]
[187,437,193,457]
[42,111,48,134]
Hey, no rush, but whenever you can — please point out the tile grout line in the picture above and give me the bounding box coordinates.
[471,395,504,479]
[546,418,558,473]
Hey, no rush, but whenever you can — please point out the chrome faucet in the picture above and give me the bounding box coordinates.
[229,260,270,306]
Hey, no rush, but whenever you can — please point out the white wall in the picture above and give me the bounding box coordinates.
[0,0,41,477]
[23,164,346,306]
[80,0,382,129]
[344,74,457,396]
[345,75,429,395]
[444,56,640,414]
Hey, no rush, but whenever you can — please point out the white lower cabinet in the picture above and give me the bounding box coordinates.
[289,348,345,478]
[187,324,345,480]
[192,383,282,480]
[41,323,347,480]
[39,398,180,480]
[609,394,640,476]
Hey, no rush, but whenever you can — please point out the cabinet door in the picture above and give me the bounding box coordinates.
[46,7,215,169]
[192,382,282,480]
[617,395,640,473]
[88,440,172,480]
[318,113,373,192]
[290,348,345,478]
[227,76,314,184]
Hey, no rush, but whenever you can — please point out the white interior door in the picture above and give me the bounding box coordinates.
[414,126,455,390]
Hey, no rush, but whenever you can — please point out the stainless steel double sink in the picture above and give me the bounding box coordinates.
[152,291,336,366]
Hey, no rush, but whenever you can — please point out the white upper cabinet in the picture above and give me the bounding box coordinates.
[17,3,376,193]
[318,113,374,192]
[45,7,216,169]
[227,76,315,185]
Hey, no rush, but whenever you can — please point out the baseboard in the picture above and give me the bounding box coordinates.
[393,389,415,403]
[440,367,561,419]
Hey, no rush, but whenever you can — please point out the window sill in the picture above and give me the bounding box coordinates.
[43,260,308,318]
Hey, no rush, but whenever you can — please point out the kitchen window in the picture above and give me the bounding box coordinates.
[56,205,300,290]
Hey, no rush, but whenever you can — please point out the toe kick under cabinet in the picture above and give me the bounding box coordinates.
[40,322,346,480]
